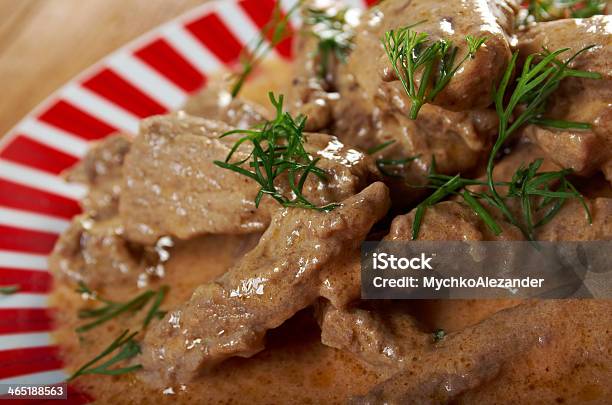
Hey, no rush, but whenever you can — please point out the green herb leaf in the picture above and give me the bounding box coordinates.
[366,140,396,155]
[214,92,339,212]
[305,6,356,78]
[231,1,301,97]
[486,46,598,239]
[69,330,142,381]
[382,25,486,119]
[433,328,446,342]
[0,285,19,295]
[376,156,419,178]
[143,285,169,328]
[520,0,606,26]
[75,283,169,333]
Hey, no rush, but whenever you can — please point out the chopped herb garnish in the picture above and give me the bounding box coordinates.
[486,46,598,238]
[433,328,446,342]
[382,25,486,119]
[231,1,301,97]
[69,330,142,381]
[377,156,420,178]
[410,47,599,240]
[519,0,606,26]
[305,6,355,79]
[214,92,339,212]
[366,140,396,155]
[76,282,169,333]
[367,140,419,177]
[143,285,169,328]
[0,285,19,295]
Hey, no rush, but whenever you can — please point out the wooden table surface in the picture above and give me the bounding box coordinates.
[0,0,208,137]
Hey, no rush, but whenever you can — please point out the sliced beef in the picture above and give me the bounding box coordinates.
[333,46,501,205]
[387,201,523,242]
[317,303,429,371]
[537,197,612,241]
[518,16,612,181]
[48,215,163,289]
[353,300,612,404]
[139,182,391,387]
[347,0,517,112]
[65,134,131,219]
[317,200,522,369]
[330,0,517,199]
[119,113,379,244]
[318,142,608,383]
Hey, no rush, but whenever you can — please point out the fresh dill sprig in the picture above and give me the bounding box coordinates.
[366,140,419,177]
[520,0,606,26]
[414,161,591,240]
[231,1,301,98]
[382,25,486,119]
[68,330,142,380]
[305,6,355,79]
[214,92,339,212]
[505,159,591,236]
[376,156,420,178]
[0,285,19,295]
[366,140,396,155]
[486,46,599,238]
[143,285,168,328]
[75,282,168,333]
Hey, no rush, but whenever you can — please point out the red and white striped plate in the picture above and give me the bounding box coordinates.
[0,0,376,401]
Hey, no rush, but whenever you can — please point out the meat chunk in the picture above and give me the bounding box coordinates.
[353,300,612,404]
[48,215,164,289]
[333,48,501,202]
[119,113,379,244]
[386,201,523,242]
[318,138,609,373]
[537,197,612,241]
[65,134,131,219]
[347,0,517,112]
[517,16,612,181]
[317,303,429,370]
[317,200,522,367]
[139,182,391,387]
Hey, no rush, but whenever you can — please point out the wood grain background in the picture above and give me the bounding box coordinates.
[0,0,208,137]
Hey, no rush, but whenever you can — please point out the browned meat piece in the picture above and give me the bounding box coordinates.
[317,303,429,370]
[119,113,379,244]
[537,197,612,241]
[139,182,391,387]
[318,138,609,374]
[328,0,517,203]
[386,201,523,242]
[518,16,612,181]
[65,134,131,219]
[317,200,522,368]
[182,84,270,128]
[48,215,165,289]
[332,56,500,206]
[353,300,612,404]
[348,0,517,112]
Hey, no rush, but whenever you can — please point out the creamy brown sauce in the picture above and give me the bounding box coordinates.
[51,234,388,404]
[52,233,531,404]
